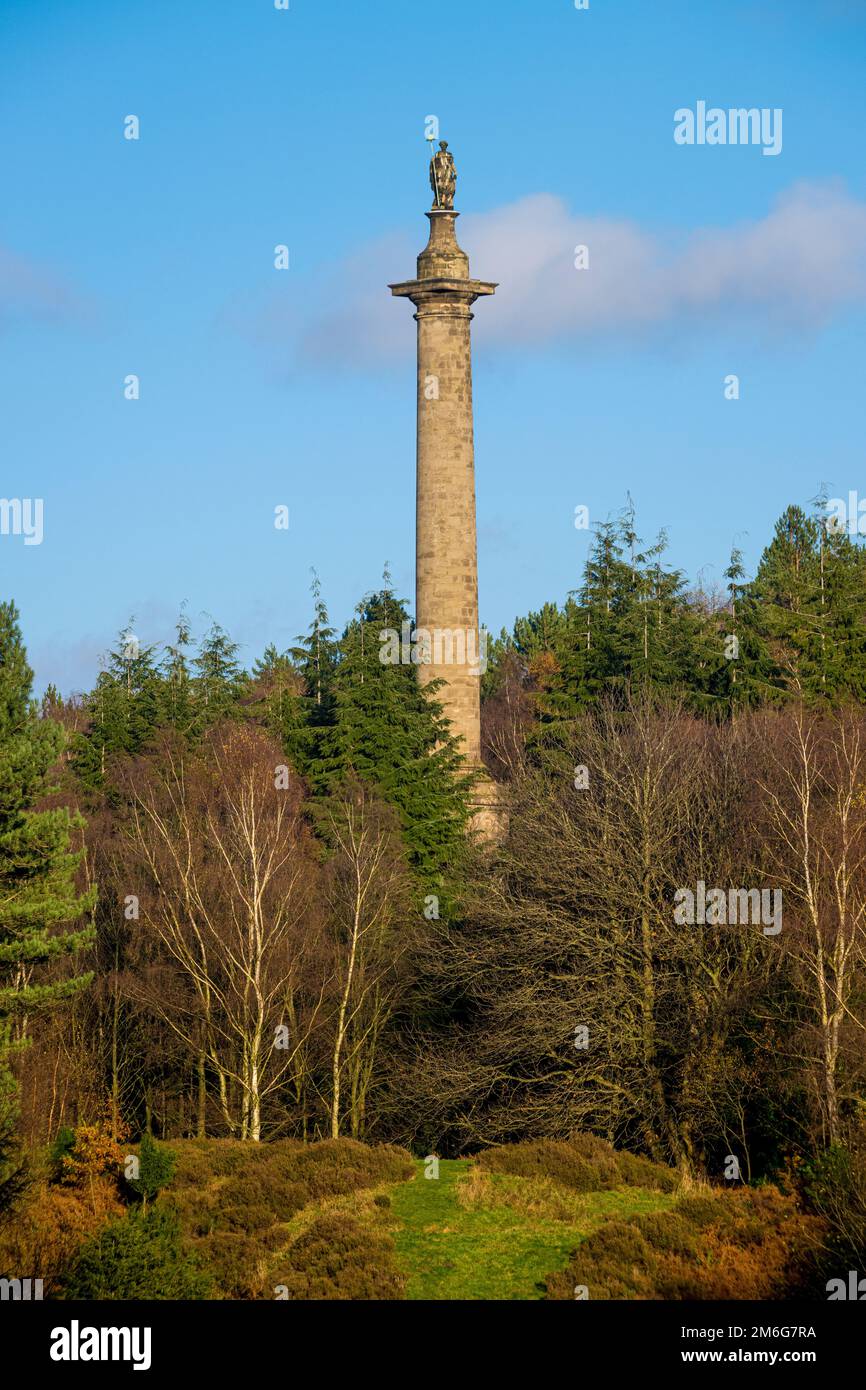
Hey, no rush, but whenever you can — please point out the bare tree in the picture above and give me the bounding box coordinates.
[317,781,412,1140]
[755,706,866,1144]
[116,725,326,1140]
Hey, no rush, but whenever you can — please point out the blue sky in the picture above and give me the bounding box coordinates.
[2,0,865,694]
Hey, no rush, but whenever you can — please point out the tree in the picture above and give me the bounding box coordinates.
[126,1132,176,1210]
[0,600,95,1066]
[61,1206,211,1300]
[754,706,866,1144]
[309,586,472,880]
[192,621,244,728]
[72,620,161,791]
[0,1064,27,1219]
[116,724,325,1140]
[289,570,338,736]
[248,644,307,773]
[160,608,195,738]
[403,695,773,1173]
[316,781,413,1139]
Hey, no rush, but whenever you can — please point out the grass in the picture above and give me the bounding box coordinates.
[388,1159,676,1300]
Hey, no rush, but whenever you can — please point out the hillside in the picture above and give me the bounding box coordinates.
[3,1131,826,1301]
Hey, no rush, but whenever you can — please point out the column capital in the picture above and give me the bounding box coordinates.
[388,277,497,314]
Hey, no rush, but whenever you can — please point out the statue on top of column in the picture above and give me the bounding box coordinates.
[430,141,456,210]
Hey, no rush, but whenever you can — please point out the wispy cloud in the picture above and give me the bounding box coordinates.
[0,246,90,332]
[240,181,866,368]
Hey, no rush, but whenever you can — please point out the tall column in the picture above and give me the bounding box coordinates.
[390,178,496,778]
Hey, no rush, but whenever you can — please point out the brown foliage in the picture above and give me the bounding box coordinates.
[272,1214,405,1301]
[0,1176,124,1296]
[545,1185,825,1300]
[164,1137,413,1298]
[478,1134,678,1193]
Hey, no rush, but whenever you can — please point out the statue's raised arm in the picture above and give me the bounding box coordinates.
[430,141,457,210]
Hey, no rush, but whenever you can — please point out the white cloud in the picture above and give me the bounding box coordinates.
[259,181,866,367]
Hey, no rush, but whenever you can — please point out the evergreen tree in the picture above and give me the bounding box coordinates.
[160,608,195,737]
[0,1063,27,1218]
[289,571,339,745]
[72,620,161,790]
[61,1206,212,1300]
[0,601,95,1108]
[126,1132,176,1210]
[309,582,471,879]
[192,621,244,728]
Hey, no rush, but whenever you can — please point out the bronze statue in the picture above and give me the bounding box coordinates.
[430,140,456,210]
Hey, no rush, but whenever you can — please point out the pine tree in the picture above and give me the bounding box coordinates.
[126,1131,176,1211]
[192,621,244,728]
[309,584,471,879]
[73,620,161,790]
[160,608,195,737]
[290,571,339,741]
[0,601,95,1118]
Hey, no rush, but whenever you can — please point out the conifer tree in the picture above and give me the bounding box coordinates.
[289,571,339,745]
[192,621,244,728]
[160,608,195,737]
[73,620,161,790]
[309,582,471,879]
[0,602,95,1147]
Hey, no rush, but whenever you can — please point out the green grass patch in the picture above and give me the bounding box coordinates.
[390,1159,675,1300]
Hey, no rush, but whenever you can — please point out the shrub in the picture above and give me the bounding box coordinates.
[479,1139,618,1192]
[272,1214,405,1301]
[545,1185,824,1300]
[0,1174,124,1296]
[48,1126,76,1181]
[616,1150,679,1193]
[202,1233,265,1299]
[796,1138,866,1268]
[57,1119,124,1192]
[60,1206,212,1300]
[163,1137,414,1298]
[478,1135,676,1195]
[125,1133,176,1210]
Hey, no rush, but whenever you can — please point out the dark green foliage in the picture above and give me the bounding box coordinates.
[485,498,866,739]
[72,615,247,791]
[0,1064,28,1219]
[0,600,95,1054]
[48,1125,76,1179]
[192,622,244,728]
[126,1132,176,1208]
[273,1213,405,1300]
[796,1139,866,1267]
[248,644,307,770]
[288,570,339,740]
[60,1206,213,1300]
[71,620,162,791]
[306,584,472,878]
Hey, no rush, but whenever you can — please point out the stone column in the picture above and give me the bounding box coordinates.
[390,209,496,779]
